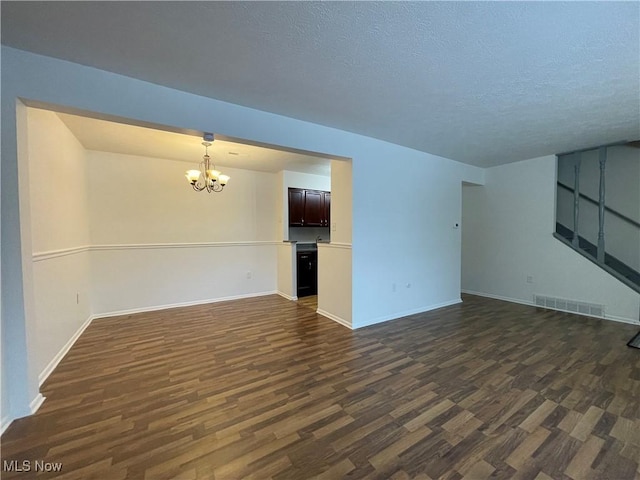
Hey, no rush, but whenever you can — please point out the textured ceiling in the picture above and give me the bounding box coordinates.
[56,112,331,176]
[2,1,639,167]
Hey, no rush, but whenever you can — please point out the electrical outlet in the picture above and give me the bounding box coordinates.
[246,271,252,279]
[526,275,533,284]
[332,222,337,232]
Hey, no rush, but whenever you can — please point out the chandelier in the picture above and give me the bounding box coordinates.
[185,134,230,193]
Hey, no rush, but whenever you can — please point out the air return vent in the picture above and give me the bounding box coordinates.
[534,294,605,318]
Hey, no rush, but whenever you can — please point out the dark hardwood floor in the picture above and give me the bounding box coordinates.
[2,294,639,479]
[296,295,318,312]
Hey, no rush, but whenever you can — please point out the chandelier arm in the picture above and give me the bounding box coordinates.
[193,163,207,191]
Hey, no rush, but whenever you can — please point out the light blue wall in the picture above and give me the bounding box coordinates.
[1,97,35,424]
[1,46,484,424]
[351,144,477,327]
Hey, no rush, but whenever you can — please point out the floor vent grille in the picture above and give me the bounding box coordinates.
[534,294,605,318]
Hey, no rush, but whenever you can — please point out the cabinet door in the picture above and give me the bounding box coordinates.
[303,190,324,227]
[288,188,305,226]
[323,192,331,227]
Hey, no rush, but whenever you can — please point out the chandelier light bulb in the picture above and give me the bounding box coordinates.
[185,170,200,184]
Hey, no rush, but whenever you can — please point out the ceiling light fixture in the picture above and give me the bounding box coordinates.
[185,133,230,193]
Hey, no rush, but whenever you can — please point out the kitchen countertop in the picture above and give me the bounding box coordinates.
[282,240,330,251]
[285,240,330,244]
[296,243,318,252]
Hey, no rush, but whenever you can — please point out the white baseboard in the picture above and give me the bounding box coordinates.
[277,291,298,301]
[606,314,640,326]
[354,298,463,329]
[317,309,352,329]
[1,415,12,436]
[30,393,46,414]
[461,290,639,326]
[93,290,278,319]
[39,315,94,386]
[461,290,534,307]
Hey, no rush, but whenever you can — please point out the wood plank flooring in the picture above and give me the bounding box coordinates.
[295,295,318,312]
[2,294,639,479]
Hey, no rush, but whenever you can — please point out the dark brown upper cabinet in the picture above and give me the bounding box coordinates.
[323,192,331,228]
[288,188,331,227]
[288,188,305,226]
[303,190,324,226]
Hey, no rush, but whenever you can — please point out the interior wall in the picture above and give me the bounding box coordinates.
[283,170,331,190]
[330,159,353,245]
[28,110,91,251]
[462,155,639,324]
[91,244,277,315]
[88,151,278,244]
[2,99,38,428]
[276,243,296,300]
[26,109,92,381]
[351,148,477,328]
[318,244,352,327]
[1,46,484,423]
[317,160,352,326]
[87,150,279,315]
[0,341,6,432]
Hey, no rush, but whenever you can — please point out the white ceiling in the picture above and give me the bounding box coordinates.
[3,2,639,167]
[56,112,332,176]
